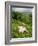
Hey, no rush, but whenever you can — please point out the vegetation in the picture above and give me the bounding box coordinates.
[11,11,32,38]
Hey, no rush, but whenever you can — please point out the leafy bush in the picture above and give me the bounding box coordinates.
[11,11,32,38]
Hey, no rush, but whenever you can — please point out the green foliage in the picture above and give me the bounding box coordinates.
[11,11,32,38]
